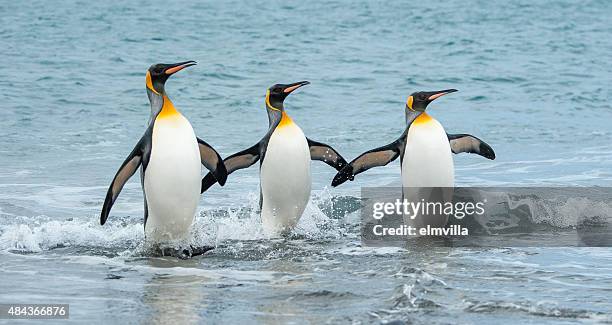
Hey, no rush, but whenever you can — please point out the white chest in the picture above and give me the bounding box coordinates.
[401,115,454,187]
[260,122,312,235]
[143,115,202,241]
[150,115,200,160]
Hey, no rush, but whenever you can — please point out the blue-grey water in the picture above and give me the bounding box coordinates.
[1,0,612,323]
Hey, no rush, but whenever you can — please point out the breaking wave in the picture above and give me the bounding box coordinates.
[1,188,611,254]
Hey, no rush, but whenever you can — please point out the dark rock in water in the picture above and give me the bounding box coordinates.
[155,245,216,259]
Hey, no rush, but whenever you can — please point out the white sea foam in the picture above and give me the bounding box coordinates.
[0,216,144,252]
[2,187,609,254]
[325,241,407,256]
[0,190,348,253]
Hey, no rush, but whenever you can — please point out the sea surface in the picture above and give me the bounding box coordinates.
[1,0,612,323]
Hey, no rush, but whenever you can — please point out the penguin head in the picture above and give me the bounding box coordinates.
[406,89,458,112]
[146,61,197,95]
[266,81,310,110]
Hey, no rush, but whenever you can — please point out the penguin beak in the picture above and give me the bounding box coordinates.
[165,61,197,75]
[428,89,458,101]
[283,81,310,94]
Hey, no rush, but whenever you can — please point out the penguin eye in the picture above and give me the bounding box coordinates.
[154,67,163,74]
[418,94,427,100]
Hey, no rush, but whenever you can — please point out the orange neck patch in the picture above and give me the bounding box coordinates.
[412,112,433,125]
[157,95,180,119]
[277,111,294,128]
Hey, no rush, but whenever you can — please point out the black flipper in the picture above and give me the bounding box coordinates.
[141,169,149,228]
[101,140,144,225]
[307,138,349,171]
[447,133,496,160]
[259,186,263,210]
[201,143,260,193]
[332,137,405,187]
[197,137,228,186]
[143,195,149,228]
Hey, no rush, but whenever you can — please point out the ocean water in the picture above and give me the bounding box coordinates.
[1,0,612,323]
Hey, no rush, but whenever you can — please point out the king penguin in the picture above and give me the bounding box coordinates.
[332,89,495,227]
[201,81,349,236]
[100,61,228,245]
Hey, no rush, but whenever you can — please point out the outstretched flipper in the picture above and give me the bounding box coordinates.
[307,138,349,171]
[101,140,144,225]
[447,133,496,160]
[201,143,260,193]
[332,137,405,187]
[197,138,228,186]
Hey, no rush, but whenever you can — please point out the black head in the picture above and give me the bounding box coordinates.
[406,89,458,112]
[146,60,197,95]
[266,81,310,110]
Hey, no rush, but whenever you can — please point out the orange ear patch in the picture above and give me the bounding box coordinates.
[146,71,160,95]
[407,96,414,110]
[265,90,281,111]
